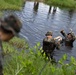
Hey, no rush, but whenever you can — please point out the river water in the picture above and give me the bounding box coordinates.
[3,1,76,61]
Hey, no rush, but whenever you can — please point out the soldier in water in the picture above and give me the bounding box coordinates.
[60,29,76,47]
[43,31,62,60]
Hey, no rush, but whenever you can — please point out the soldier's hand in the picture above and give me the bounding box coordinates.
[54,36,62,44]
[58,36,62,42]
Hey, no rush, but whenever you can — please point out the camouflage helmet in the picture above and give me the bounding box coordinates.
[45,31,53,36]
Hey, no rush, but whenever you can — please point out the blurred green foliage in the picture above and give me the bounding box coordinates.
[0,0,25,10]
[44,0,76,8]
[3,40,76,75]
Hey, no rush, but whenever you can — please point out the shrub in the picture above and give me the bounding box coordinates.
[0,0,25,10]
[3,42,76,75]
[44,0,76,8]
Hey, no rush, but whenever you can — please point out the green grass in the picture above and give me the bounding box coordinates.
[1,0,76,10]
[2,37,29,55]
[44,0,76,9]
[3,41,76,75]
[0,0,25,10]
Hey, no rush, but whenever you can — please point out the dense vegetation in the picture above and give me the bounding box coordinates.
[0,0,25,10]
[3,39,76,75]
[44,0,76,8]
[0,0,76,10]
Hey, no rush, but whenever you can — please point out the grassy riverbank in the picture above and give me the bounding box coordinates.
[27,0,76,9]
[0,0,76,10]
[44,0,76,8]
[0,0,25,10]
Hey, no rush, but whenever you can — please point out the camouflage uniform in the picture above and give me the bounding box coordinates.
[43,37,60,59]
[61,30,76,47]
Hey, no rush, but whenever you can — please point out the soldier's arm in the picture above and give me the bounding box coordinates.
[54,36,63,50]
[54,39,60,50]
[71,32,76,41]
[56,42,60,50]
[60,30,67,37]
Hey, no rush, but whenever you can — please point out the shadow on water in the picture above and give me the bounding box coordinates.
[1,1,76,61]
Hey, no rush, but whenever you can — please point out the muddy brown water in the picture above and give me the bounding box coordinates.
[2,1,76,61]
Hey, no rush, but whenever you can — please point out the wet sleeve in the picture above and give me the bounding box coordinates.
[71,32,76,41]
[54,40,60,50]
[60,31,67,37]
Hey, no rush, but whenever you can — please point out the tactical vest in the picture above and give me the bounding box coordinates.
[43,38,56,53]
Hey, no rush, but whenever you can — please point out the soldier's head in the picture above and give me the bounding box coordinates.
[67,33,73,40]
[0,15,22,41]
[45,31,53,38]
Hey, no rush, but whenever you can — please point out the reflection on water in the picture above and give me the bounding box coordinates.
[69,9,74,18]
[53,7,57,14]
[33,2,39,12]
[48,6,51,14]
[2,1,76,61]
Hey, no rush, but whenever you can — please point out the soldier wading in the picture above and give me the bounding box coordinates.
[43,31,62,59]
[60,29,76,47]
